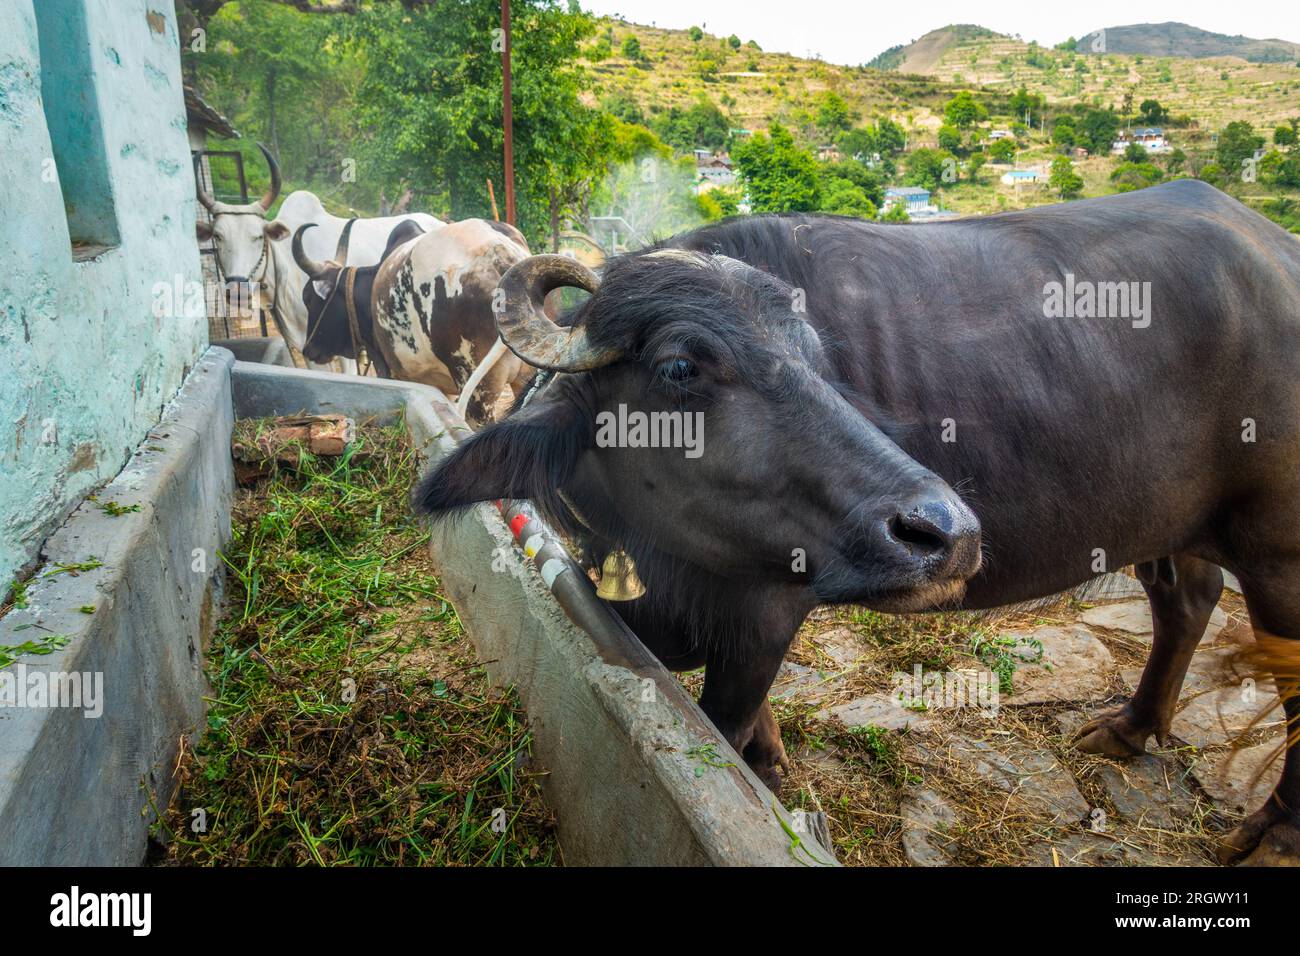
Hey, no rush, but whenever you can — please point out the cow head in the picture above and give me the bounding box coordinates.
[415,250,982,612]
[195,143,286,314]
[291,218,425,364]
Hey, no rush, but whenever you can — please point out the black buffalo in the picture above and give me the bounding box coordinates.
[416,180,1300,866]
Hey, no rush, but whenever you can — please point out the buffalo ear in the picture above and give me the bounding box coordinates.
[264,220,290,241]
[413,396,587,519]
[196,220,213,242]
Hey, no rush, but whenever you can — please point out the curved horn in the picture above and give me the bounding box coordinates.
[496,255,618,372]
[291,223,331,280]
[256,142,282,211]
[195,167,217,212]
[333,218,356,265]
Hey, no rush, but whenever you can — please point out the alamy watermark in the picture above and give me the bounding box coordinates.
[891,664,1000,716]
[0,665,103,718]
[1042,273,1151,328]
[595,404,704,459]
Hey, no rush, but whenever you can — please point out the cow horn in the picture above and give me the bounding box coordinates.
[195,168,217,212]
[291,223,331,280]
[496,255,618,372]
[257,142,282,211]
[333,218,356,266]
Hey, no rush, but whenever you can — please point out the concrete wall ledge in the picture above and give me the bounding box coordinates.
[0,346,236,865]
[231,361,838,867]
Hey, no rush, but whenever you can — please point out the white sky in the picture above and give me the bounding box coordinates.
[579,1,1300,68]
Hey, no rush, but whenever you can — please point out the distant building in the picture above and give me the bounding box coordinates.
[882,186,939,218]
[1071,146,1090,160]
[988,129,1014,141]
[816,144,842,162]
[695,151,736,193]
[1000,169,1042,185]
[1112,127,1170,154]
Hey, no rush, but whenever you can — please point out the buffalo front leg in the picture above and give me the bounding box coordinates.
[1219,563,1300,866]
[1076,555,1223,757]
[699,648,791,792]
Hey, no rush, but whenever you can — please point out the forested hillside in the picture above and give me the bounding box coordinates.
[181,2,1300,243]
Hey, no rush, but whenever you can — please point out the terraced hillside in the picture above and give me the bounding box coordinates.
[590,20,1300,134]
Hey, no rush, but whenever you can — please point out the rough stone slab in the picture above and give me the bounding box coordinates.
[817,693,939,732]
[1082,600,1228,643]
[0,348,235,866]
[1027,833,1203,867]
[1095,754,1197,829]
[1192,741,1285,814]
[901,788,959,866]
[1169,647,1283,748]
[915,736,1090,826]
[771,661,843,703]
[1001,624,1115,705]
[810,626,864,668]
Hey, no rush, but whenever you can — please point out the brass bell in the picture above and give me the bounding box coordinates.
[595,548,646,601]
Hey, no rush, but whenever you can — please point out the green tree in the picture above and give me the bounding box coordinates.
[988,137,1017,163]
[1051,116,1076,149]
[967,152,986,184]
[344,0,614,250]
[1273,122,1297,149]
[818,177,876,217]
[688,25,703,41]
[937,124,963,153]
[943,90,988,128]
[732,125,822,212]
[880,201,910,222]
[620,35,641,60]
[1079,109,1120,155]
[814,91,857,137]
[1217,121,1265,181]
[904,147,957,191]
[1008,86,1044,125]
[190,0,393,213]
[1049,156,1083,197]
[1138,99,1167,125]
[727,35,741,50]
[650,96,731,151]
[818,160,884,206]
[1124,142,1148,163]
[1110,161,1163,192]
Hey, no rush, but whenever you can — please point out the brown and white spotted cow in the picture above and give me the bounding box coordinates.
[373,218,535,422]
[290,217,533,424]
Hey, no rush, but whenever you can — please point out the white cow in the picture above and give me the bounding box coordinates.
[195,143,441,372]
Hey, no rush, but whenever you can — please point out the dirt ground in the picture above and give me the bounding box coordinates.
[736,573,1283,866]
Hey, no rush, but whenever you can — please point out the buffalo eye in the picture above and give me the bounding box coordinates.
[657,357,697,383]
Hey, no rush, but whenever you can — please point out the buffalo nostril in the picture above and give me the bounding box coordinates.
[887,511,952,557]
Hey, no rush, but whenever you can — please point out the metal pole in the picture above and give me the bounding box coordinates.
[501,0,516,227]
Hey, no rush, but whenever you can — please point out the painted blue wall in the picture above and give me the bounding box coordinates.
[0,1,207,594]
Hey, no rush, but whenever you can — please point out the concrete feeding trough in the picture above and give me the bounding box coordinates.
[0,347,836,866]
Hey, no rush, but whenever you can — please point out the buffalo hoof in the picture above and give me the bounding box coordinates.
[742,702,792,794]
[1073,704,1153,758]
[1219,801,1300,867]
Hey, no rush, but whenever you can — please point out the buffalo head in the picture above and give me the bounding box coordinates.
[415,249,981,612]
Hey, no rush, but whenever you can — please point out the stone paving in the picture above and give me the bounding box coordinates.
[779,571,1286,866]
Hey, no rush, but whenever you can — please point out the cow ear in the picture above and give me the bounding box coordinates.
[413,394,587,519]
[196,220,213,242]
[264,220,290,241]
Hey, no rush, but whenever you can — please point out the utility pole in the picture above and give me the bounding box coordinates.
[501,0,517,227]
